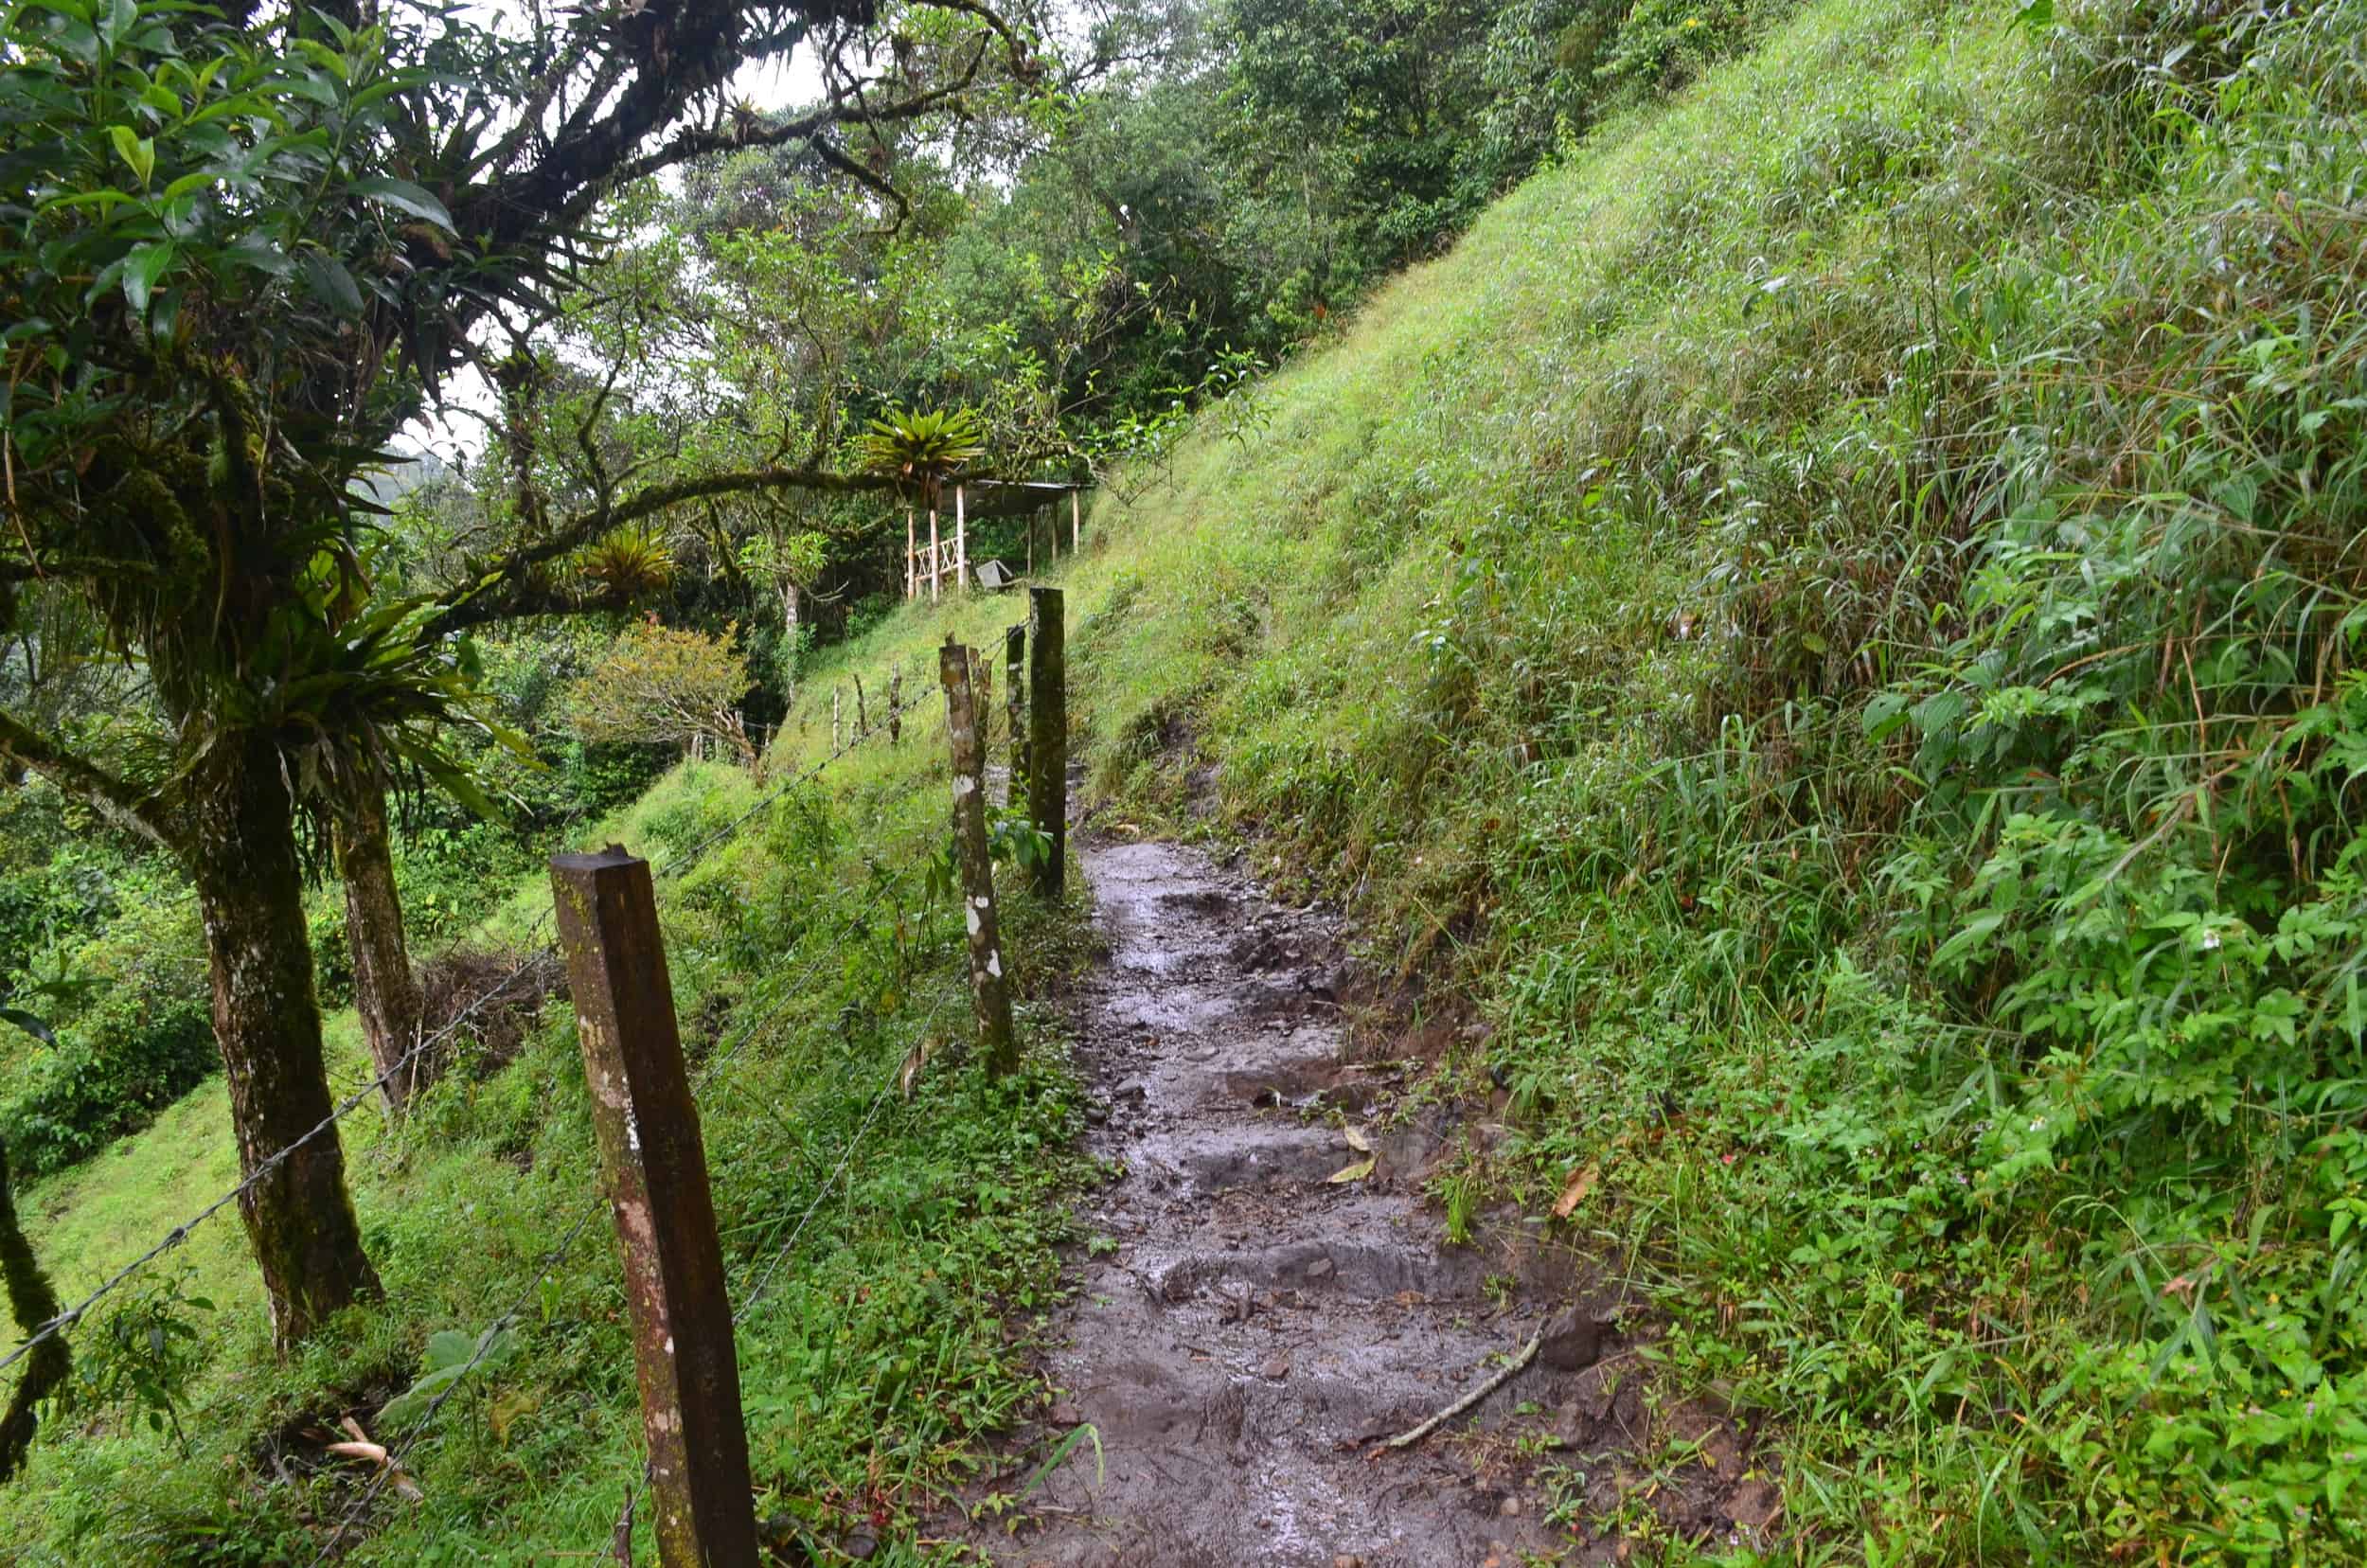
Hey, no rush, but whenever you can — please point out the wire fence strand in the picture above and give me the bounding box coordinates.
[0,662,943,1383]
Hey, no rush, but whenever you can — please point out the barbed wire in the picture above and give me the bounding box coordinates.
[0,658,944,1382]
[304,1193,610,1566]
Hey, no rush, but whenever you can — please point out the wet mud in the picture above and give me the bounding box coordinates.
[945,837,1779,1566]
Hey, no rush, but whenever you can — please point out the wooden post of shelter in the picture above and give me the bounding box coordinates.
[1071,489,1081,555]
[940,641,1018,1074]
[1005,623,1028,809]
[955,483,968,595]
[1026,506,1035,577]
[1025,587,1066,899]
[548,848,759,1568]
[905,509,916,600]
[928,507,941,601]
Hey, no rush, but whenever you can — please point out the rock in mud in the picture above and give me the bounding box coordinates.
[1540,1306,1608,1371]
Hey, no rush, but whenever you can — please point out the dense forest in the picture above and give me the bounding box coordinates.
[4,0,2364,1561]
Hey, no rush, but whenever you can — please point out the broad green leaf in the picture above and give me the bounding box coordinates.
[421,1329,476,1373]
[298,249,364,316]
[349,175,454,232]
[109,125,154,187]
[121,239,174,313]
[223,231,293,276]
[272,70,340,107]
[0,1007,59,1046]
[98,0,137,47]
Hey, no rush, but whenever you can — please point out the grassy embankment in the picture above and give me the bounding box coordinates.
[1044,0,2364,1560]
[14,0,2367,1559]
[2,615,1095,1564]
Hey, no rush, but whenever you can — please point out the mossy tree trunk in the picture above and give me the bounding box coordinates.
[188,734,382,1345]
[335,775,427,1114]
[0,1137,68,1483]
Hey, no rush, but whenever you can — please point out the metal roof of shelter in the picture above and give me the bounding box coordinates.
[954,478,1091,519]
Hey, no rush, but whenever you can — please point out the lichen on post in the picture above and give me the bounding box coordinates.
[940,641,1018,1073]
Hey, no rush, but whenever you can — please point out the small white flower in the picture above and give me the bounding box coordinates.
[2200,930,2221,951]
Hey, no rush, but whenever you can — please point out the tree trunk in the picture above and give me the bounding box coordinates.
[188,733,382,1346]
[0,1137,69,1482]
[335,776,427,1114]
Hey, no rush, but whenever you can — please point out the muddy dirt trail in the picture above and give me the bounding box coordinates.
[946,836,1769,1567]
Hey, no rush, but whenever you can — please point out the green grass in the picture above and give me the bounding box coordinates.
[14,0,2367,1560]
[931,0,2366,1561]
[1,633,1095,1564]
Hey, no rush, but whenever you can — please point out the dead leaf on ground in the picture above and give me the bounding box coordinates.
[1552,1161,1600,1221]
[1326,1158,1376,1184]
[1344,1126,1372,1153]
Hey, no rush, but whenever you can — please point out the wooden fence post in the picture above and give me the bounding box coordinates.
[940,642,1017,1073]
[548,848,758,1568]
[1005,624,1028,811]
[854,673,868,738]
[1025,587,1066,899]
[971,644,993,734]
[889,672,903,745]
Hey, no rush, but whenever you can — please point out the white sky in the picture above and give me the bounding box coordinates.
[400,35,830,466]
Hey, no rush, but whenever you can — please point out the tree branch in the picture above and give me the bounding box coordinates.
[423,465,900,638]
[0,709,172,847]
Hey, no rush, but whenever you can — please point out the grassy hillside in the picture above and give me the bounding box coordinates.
[1,639,1094,1563]
[10,0,2364,1560]
[1037,0,2363,1559]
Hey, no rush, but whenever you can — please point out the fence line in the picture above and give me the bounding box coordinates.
[7,631,1002,1568]
[0,666,940,1382]
[302,657,960,1559]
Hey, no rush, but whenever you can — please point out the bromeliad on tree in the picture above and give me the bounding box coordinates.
[0,0,1039,1345]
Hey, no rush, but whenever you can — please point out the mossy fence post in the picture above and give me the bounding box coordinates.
[1025,586,1066,899]
[549,847,758,1568]
[1005,622,1028,802]
[940,640,1017,1073]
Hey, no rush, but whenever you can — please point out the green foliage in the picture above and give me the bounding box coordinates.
[0,621,1093,1559]
[64,1272,215,1456]
[1043,0,2367,1558]
[0,898,213,1180]
[857,405,988,502]
[374,1323,518,1430]
[564,618,759,769]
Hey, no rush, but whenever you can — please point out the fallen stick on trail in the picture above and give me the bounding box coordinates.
[1370,1329,1542,1455]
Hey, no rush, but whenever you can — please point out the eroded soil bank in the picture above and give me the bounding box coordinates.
[948,837,1775,1566]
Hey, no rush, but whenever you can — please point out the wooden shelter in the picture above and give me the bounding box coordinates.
[903,478,1090,600]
